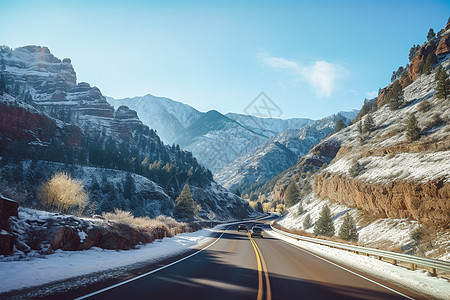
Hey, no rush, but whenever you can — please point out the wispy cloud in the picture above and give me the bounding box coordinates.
[257,52,347,97]
[365,91,378,99]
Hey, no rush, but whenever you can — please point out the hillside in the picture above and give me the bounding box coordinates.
[107,95,313,173]
[215,111,358,191]
[0,45,256,222]
[263,20,450,260]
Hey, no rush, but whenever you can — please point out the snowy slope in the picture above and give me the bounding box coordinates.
[107,94,202,144]
[215,111,358,190]
[107,95,316,174]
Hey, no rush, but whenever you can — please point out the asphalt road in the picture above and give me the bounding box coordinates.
[67,218,421,300]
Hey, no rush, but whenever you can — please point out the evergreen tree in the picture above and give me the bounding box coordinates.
[409,45,420,62]
[422,52,437,75]
[334,118,346,133]
[174,184,199,220]
[362,113,375,134]
[314,204,335,237]
[435,66,450,100]
[349,159,361,178]
[357,122,363,134]
[389,92,403,110]
[338,213,359,242]
[284,180,300,207]
[297,202,304,215]
[406,113,420,142]
[427,28,436,41]
[123,172,136,200]
[303,214,312,229]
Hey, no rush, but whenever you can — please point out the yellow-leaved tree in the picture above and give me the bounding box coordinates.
[39,172,88,216]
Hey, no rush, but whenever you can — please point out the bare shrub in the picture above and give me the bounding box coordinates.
[39,172,88,215]
[102,209,191,237]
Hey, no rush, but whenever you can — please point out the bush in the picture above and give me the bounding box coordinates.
[39,172,88,215]
[418,100,431,112]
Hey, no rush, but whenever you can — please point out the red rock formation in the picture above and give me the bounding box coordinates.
[0,102,82,149]
[409,40,438,81]
[0,195,18,255]
[436,33,450,56]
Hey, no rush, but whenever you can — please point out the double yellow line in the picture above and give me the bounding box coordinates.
[248,232,271,300]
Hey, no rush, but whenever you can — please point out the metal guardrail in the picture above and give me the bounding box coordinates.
[271,226,450,276]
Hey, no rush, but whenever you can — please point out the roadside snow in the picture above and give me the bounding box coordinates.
[0,227,219,294]
[267,229,450,300]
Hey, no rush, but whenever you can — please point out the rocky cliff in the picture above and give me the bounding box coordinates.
[313,173,449,227]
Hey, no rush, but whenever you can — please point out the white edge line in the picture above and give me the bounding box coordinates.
[267,230,416,300]
[74,227,230,300]
[75,215,271,300]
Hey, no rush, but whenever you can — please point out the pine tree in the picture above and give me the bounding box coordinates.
[422,52,437,75]
[406,113,420,142]
[427,28,436,41]
[334,118,346,133]
[409,45,420,62]
[284,180,300,208]
[338,213,359,242]
[303,214,312,229]
[174,184,199,219]
[349,159,361,178]
[313,204,335,237]
[123,172,136,200]
[389,92,403,110]
[297,202,304,215]
[435,66,450,100]
[362,113,375,134]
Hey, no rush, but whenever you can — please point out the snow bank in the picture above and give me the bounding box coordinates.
[267,229,450,300]
[0,227,218,293]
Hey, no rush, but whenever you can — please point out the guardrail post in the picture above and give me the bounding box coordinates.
[410,263,416,271]
[431,268,437,277]
[393,259,397,266]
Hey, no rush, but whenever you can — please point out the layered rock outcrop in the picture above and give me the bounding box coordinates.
[0,96,83,150]
[313,173,450,228]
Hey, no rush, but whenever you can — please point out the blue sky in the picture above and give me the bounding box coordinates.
[1,0,449,119]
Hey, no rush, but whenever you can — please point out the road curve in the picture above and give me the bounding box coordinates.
[67,221,419,300]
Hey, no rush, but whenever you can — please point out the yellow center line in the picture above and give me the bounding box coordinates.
[248,232,263,300]
[253,239,272,300]
[248,232,271,300]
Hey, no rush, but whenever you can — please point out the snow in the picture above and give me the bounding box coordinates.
[326,151,450,183]
[267,229,450,300]
[278,195,450,261]
[0,226,219,294]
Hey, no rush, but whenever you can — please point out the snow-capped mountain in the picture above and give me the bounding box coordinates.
[107,94,202,144]
[0,45,257,220]
[107,95,314,173]
[215,111,358,190]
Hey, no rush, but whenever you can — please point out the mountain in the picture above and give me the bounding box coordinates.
[107,94,202,144]
[107,95,314,173]
[263,19,450,260]
[0,45,256,221]
[215,110,358,191]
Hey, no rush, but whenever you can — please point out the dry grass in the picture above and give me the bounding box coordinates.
[102,209,191,237]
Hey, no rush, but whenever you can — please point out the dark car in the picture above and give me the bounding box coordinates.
[238,224,248,231]
[251,226,263,238]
